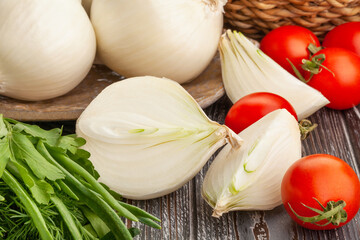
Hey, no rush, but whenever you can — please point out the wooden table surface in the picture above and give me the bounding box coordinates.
[35,95,360,240]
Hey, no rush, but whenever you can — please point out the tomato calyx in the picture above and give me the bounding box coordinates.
[307,43,323,56]
[288,54,330,83]
[298,119,318,140]
[288,198,348,227]
[287,44,334,83]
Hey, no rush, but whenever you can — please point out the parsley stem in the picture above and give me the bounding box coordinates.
[119,202,161,222]
[56,179,79,201]
[2,169,53,240]
[50,151,138,222]
[37,141,133,240]
[51,195,83,240]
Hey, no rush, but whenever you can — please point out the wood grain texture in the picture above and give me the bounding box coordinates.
[33,96,360,240]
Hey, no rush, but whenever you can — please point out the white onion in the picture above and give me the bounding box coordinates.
[202,109,302,217]
[219,30,329,120]
[0,0,96,101]
[90,0,226,84]
[76,76,242,200]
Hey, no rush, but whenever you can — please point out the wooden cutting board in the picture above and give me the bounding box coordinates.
[0,55,224,121]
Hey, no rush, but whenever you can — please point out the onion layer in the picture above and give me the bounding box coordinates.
[202,109,301,217]
[219,30,329,120]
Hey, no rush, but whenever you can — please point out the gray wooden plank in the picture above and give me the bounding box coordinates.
[126,181,194,240]
[263,206,295,240]
[174,179,192,240]
[343,106,360,175]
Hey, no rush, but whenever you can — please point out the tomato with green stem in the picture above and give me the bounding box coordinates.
[225,92,298,134]
[260,25,320,76]
[281,154,360,230]
[302,48,360,110]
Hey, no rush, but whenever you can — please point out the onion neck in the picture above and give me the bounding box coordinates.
[224,126,242,149]
[199,0,227,13]
[212,200,228,218]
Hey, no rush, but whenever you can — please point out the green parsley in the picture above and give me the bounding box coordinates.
[0,115,160,239]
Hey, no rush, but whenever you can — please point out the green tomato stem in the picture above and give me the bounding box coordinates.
[288,198,347,226]
[299,119,318,140]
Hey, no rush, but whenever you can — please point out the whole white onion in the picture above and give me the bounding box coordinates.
[91,0,226,84]
[0,0,96,101]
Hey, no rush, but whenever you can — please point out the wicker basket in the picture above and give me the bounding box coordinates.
[224,0,360,40]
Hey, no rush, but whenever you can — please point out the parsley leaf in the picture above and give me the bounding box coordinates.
[12,122,61,146]
[10,132,65,181]
[56,135,86,155]
[8,160,54,205]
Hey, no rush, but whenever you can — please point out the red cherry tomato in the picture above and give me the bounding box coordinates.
[281,154,360,230]
[304,48,360,110]
[260,26,320,76]
[323,22,360,56]
[225,92,297,134]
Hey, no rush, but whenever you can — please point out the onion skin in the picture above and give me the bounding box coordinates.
[0,0,96,101]
[91,0,224,84]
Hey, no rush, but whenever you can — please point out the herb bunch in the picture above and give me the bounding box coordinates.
[0,115,160,239]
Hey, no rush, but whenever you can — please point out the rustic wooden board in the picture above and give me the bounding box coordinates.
[0,55,224,121]
[33,96,360,240]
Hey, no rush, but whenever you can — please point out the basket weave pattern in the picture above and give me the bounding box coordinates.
[225,0,360,40]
